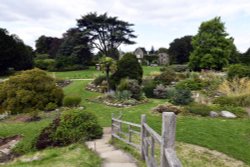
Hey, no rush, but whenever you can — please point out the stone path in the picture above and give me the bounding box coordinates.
[86,127,137,167]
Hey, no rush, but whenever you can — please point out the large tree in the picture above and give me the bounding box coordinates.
[0,28,33,74]
[77,12,136,59]
[168,35,193,64]
[189,17,236,71]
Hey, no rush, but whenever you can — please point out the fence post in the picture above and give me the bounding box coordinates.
[141,114,146,160]
[160,112,176,167]
[111,113,114,143]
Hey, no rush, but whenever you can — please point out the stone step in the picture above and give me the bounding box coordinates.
[102,162,137,167]
[96,146,116,153]
[100,150,135,163]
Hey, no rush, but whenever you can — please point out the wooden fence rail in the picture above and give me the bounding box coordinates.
[111,112,182,167]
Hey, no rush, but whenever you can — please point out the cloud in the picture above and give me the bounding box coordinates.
[0,0,249,52]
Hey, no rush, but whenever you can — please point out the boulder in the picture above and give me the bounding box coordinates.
[209,111,219,118]
[220,111,237,118]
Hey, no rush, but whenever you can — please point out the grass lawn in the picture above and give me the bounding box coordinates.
[2,144,101,167]
[48,66,162,80]
[64,80,250,165]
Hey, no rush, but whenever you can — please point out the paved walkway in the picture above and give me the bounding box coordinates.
[86,127,137,167]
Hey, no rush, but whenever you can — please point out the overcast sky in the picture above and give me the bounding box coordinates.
[1,0,250,52]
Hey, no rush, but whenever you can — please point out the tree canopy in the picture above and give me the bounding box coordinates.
[77,12,136,59]
[0,28,33,74]
[168,35,193,64]
[189,17,236,71]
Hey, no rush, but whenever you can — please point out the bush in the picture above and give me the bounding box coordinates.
[185,103,212,116]
[110,53,143,88]
[45,102,57,111]
[35,59,56,71]
[152,103,183,115]
[0,68,63,115]
[169,64,189,72]
[213,94,250,107]
[172,88,193,105]
[227,64,250,79]
[154,67,176,85]
[153,84,168,99]
[117,79,142,100]
[175,79,203,90]
[142,79,156,98]
[93,75,106,86]
[63,96,82,107]
[36,110,103,149]
[115,90,132,101]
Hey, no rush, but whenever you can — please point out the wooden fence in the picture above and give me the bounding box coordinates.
[111,112,182,167]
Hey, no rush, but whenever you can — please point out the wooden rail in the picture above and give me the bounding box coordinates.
[111,112,182,167]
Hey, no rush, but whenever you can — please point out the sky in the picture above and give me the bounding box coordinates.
[0,0,250,53]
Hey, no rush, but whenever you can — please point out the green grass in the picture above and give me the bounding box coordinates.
[48,66,162,80]
[64,80,250,165]
[2,144,101,167]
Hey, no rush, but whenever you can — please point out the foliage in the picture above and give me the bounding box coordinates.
[227,64,250,79]
[115,90,132,101]
[63,95,82,107]
[55,28,92,71]
[34,58,56,71]
[45,103,58,111]
[99,56,117,90]
[0,28,33,74]
[117,78,143,100]
[36,109,103,149]
[218,77,250,96]
[154,67,176,85]
[189,17,236,71]
[77,12,136,59]
[176,78,203,90]
[185,103,212,116]
[213,94,250,107]
[168,35,193,64]
[35,35,62,58]
[0,69,63,114]
[152,103,183,115]
[153,84,168,99]
[172,89,193,105]
[240,48,250,65]
[168,64,189,72]
[93,75,106,86]
[111,53,143,88]
[142,79,157,98]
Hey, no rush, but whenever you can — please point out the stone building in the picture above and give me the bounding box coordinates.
[158,52,169,65]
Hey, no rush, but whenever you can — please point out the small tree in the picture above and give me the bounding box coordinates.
[99,56,117,90]
[189,17,236,71]
[111,53,143,88]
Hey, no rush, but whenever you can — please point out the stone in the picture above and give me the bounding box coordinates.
[78,107,84,110]
[209,111,219,118]
[220,111,237,118]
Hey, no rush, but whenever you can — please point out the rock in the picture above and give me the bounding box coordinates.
[78,107,84,110]
[210,111,219,118]
[220,111,237,118]
[55,109,59,112]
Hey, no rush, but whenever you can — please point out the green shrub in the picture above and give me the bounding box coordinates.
[175,79,203,90]
[172,88,193,105]
[185,103,212,116]
[93,75,106,86]
[168,64,189,72]
[0,68,63,115]
[227,64,250,79]
[213,94,250,107]
[45,102,57,111]
[154,67,176,85]
[115,90,132,101]
[35,59,56,71]
[153,84,168,99]
[117,78,142,100]
[63,96,82,107]
[142,79,156,98]
[110,53,143,88]
[36,110,103,149]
